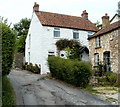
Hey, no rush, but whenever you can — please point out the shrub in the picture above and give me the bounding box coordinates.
[48,56,92,88]
[2,21,16,76]
[22,63,41,74]
[2,76,15,105]
[105,72,117,86]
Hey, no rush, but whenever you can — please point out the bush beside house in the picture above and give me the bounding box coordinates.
[48,56,92,88]
[22,62,41,74]
[93,69,118,86]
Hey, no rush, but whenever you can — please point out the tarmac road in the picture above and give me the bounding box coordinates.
[8,69,111,105]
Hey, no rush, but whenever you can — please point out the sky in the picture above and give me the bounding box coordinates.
[0,0,119,26]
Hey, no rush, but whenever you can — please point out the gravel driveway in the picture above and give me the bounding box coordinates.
[8,69,111,105]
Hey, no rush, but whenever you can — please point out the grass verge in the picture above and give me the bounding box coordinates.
[2,76,15,106]
[84,86,101,94]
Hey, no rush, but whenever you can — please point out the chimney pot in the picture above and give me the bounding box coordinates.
[105,13,108,16]
[81,10,88,20]
[33,2,39,12]
[102,13,110,27]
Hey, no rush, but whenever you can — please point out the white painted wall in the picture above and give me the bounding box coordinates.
[25,12,95,74]
[110,15,120,24]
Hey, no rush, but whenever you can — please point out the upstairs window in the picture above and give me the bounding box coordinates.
[73,31,79,39]
[96,36,101,48]
[54,28,60,37]
[94,53,99,66]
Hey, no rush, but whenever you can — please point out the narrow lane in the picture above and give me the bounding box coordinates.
[8,69,110,105]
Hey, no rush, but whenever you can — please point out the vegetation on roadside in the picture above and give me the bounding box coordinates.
[92,62,118,87]
[85,85,118,103]
[2,76,15,105]
[48,56,92,88]
[1,17,16,106]
[1,18,16,76]
[94,70,118,86]
[22,62,41,74]
[85,86,101,94]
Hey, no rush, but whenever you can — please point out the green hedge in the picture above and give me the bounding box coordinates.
[48,56,92,88]
[2,23,16,76]
[22,62,41,74]
[2,76,15,105]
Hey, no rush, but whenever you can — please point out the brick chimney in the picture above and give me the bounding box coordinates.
[33,2,39,12]
[81,10,88,20]
[102,13,110,27]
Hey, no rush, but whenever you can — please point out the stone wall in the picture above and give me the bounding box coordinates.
[14,53,24,69]
[89,29,119,73]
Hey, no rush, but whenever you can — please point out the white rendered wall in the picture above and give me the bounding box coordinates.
[111,15,120,24]
[25,12,95,74]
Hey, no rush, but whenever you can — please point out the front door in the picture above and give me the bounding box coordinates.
[103,51,111,72]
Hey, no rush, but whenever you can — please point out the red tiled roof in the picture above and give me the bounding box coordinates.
[88,20,120,39]
[35,11,98,32]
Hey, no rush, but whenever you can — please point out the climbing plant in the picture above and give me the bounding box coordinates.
[56,39,82,60]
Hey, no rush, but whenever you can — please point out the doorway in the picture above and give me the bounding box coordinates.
[103,51,111,72]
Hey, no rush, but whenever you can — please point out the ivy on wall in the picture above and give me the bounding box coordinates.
[56,39,82,61]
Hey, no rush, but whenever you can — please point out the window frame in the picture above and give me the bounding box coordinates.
[94,53,99,66]
[73,30,79,39]
[54,28,60,38]
[96,36,101,48]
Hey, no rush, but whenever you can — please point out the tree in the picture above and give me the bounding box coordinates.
[1,18,16,76]
[117,1,120,15]
[16,35,26,53]
[13,18,30,38]
[13,18,31,53]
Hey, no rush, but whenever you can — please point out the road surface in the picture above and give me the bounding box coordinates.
[8,69,111,105]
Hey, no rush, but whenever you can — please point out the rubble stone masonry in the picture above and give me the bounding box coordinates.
[89,29,120,73]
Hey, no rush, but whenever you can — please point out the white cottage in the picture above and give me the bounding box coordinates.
[25,2,98,74]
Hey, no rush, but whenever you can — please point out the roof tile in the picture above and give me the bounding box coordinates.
[36,11,98,32]
[89,20,120,39]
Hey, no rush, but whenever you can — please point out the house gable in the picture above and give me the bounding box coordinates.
[88,20,120,39]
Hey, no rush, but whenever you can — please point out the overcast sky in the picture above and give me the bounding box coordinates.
[1,0,119,25]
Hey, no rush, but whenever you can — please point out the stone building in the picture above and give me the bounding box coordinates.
[88,14,120,73]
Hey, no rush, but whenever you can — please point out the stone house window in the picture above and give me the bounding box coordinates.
[94,53,99,66]
[54,28,60,37]
[73,30,79,39]
[96,36,101,48]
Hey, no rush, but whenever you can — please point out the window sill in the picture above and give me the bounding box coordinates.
[95,46,101,49]
[73,38,79,40]
[54,37,61,39]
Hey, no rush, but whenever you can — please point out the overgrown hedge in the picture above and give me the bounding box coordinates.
[2,22,16,76]
[22,62,41,74]
[48,56,92,88]
[96,71,118,86]
[2,76,15,105]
